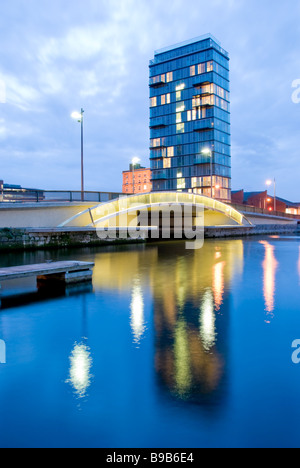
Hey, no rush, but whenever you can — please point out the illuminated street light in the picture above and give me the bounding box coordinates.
[71,108,84,201]
[201,148,213,198]
[266,178,276,212]
[131,157,140,194]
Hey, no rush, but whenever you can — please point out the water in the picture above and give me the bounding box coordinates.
[0,236,299,448]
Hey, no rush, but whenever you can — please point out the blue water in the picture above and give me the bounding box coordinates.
[0,236,300,448]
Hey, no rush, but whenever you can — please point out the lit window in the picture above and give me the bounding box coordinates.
[161,95,166,105]
[177,178,186,189]
[167,93,171,104]
[207,61,213,72]
[176,103,185,113]
[192,96,200,108]
[176,123,185,133]
[150,97,157,107]
[167,147,174,157]
[176,83,185,91]
[198,63,205,74]
[176,113,182,123]
[166,72,173,83]
[187,111,191,121]
[151,138,163,148]
[163,158,171,169]
[190,66,196,76]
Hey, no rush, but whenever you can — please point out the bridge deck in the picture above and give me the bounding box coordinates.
[0,261,94,281]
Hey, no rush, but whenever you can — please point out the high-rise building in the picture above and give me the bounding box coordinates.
[149,34,231,202]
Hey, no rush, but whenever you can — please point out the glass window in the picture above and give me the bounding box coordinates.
[176,103,185,113]
[163,158,171,169]
[150,97,157,107]
[198,63,206,74]
[177,178,186,189]
[166,72,173,83]
[161,94,166,105]
[207,61,213,72]
[190,65,196,76]
[167,147,174,157]
[176,123,185,133]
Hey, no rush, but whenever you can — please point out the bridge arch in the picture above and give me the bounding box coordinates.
[58,192,250,228]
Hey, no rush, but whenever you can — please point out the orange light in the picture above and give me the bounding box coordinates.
[269,207,272,211]
[215,185,220,189]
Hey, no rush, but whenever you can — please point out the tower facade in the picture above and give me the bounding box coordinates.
[149,35,231,202]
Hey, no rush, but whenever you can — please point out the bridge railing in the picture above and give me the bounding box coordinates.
[230,202,300,221]
[0,189,128,204]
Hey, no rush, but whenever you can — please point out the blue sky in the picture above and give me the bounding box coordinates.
[0,0,300,200]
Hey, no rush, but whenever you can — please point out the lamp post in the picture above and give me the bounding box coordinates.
[266,178,276,212]
[131,157,140,194]
[71,108,84,201]
[201,148,213,198]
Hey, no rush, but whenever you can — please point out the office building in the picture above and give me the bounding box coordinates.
[149,34,231,201]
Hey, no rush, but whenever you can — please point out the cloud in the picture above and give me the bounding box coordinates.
[0,0,299,200]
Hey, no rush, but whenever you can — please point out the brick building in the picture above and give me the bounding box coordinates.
[232,190,299,214]
[122,164,152,194]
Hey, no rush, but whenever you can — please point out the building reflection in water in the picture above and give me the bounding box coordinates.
[153,241,244,404]
[259,241,278,323]
[92,240,244,405]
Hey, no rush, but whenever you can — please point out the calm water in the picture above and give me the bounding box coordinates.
[0,236,300,448]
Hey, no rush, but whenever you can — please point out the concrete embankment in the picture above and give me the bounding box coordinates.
[0,224,298,251]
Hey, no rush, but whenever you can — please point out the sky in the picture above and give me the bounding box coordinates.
[0,0,300,200]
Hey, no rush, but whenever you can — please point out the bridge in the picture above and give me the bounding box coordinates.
[0,191,251,230]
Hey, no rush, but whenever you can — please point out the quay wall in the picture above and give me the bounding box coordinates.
[0,225,298,251]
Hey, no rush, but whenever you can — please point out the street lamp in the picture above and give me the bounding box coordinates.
[131,157,140,194]
[266,178,276,212]
[71,108,84,201]
[201,148,213,198]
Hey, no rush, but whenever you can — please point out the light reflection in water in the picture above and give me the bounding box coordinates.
[91,240,244,403]
[130,278,146,346]
[199,288,216,352]
[259,240,278,322]
[66,341,92,399]
[213,261,226,311]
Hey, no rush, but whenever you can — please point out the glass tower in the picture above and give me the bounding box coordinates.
[149,34,231,202]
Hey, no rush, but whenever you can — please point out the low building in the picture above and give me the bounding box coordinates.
[232,190,300,215]
[0,181,44,202]
[122,164,152,194]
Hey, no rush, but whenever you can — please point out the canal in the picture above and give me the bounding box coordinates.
[0,236,299,448]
